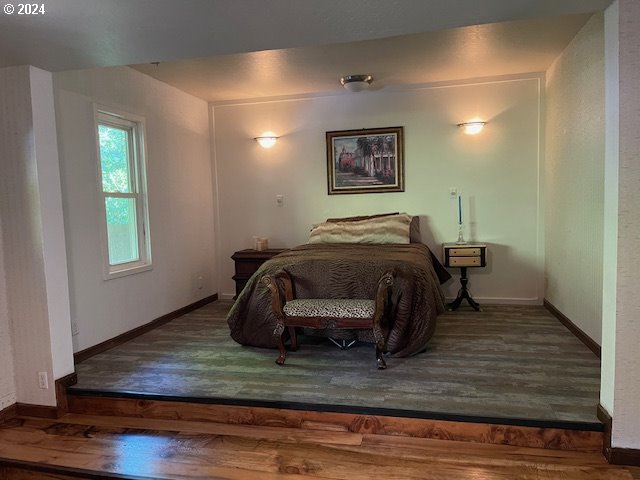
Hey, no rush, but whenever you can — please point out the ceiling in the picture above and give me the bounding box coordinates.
[0,0,611,102]
[0,0,611,73]
[132,14,592,103]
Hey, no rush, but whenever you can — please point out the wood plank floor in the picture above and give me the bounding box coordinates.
[71,302,601,427]
[0,414,636,479]
[66,395,604,452]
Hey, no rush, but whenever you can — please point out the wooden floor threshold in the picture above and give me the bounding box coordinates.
[67,393,603,453]
[0,414,635,480]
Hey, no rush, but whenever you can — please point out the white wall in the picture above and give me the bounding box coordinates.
[54,66,216,352]
[544,14,605,344]
[0,66,74,406]
[213,77,543,303]
[602,0,640,450]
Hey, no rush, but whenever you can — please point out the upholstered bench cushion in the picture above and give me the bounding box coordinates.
[283,299,375,319]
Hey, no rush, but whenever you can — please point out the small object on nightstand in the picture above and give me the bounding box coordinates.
[442,242,487,311]
[253,237,269,251]
[232,248,287,299]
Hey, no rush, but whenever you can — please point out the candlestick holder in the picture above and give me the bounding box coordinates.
[456,224,466,244]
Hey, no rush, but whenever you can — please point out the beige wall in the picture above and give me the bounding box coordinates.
[544,14,605,344]
[54,66,216,352]
[213,76,544,303]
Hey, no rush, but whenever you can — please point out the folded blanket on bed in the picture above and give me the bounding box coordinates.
[309,214,412,244]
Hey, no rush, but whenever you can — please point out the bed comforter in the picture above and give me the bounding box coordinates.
[227,242,449,357]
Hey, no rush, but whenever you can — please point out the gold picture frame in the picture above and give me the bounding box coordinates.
[326,126,404,195]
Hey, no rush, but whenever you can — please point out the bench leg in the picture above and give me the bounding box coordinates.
[373,321,387,370]
[376,345,386,370]
[288,326,297,352]
[276,334,287,365]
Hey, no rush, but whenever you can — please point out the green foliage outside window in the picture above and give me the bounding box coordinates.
[98,125,133,225]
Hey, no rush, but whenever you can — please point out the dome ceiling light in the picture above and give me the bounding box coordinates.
[340,74,373,93]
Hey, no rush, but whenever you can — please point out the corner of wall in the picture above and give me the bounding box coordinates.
[209,103,221,297]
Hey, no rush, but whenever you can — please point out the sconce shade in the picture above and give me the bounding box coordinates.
[255,135,278,148]
[457,121,486,135]
[340,74,373,92]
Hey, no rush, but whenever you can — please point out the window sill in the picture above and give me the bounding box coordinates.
[103,263,153,281]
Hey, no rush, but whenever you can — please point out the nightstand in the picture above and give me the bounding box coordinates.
[231,249,287,299]
[442,242,487,311]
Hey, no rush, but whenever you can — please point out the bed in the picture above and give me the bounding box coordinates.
[226,215,450,357]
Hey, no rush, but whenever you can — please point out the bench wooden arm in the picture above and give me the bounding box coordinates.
[373,270,394,348]
[261,270,293,336]
[275,270,293,302]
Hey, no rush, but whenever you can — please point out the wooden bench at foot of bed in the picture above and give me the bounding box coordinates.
[261,270,394,369]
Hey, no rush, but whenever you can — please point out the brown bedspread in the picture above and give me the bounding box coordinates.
[226,243,448,357]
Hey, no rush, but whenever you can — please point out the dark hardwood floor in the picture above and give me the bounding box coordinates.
[0,414,635,479]
[70,301,601,428]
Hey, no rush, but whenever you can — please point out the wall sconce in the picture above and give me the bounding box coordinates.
[340,74,373,92]
[457,121,486,135]
[254,133,278,149]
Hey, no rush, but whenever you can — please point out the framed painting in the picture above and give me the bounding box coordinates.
[326,126,404,195]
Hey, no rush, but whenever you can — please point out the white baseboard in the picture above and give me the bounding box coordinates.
[220,293,236,301]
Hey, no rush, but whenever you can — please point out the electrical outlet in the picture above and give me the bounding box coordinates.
[449,188,458,199]
[276,194,284,206]
[71,321,79,336]
[37,371,49,389]
[197,275,204,290]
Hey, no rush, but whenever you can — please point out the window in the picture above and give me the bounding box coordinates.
[95,106,151,279]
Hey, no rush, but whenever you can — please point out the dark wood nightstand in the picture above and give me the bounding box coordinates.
[442,242,487,311]
[231,249,287,299]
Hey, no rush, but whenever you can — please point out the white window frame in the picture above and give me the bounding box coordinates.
[94,104,152,280]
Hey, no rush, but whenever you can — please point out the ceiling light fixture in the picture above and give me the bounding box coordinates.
[254,133,278,149]
[340,74,373,93]
[457,121,486,135]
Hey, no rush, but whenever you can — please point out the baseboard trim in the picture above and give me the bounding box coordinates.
[0,404,17,425]
[543,300,601,358]
[597,403,640,466]
[598,403,613,459]
[1,373,78,421]
[16,403,59,419]
[55,371,78,416]
[608,448,640,466]
[74,294,218,364]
